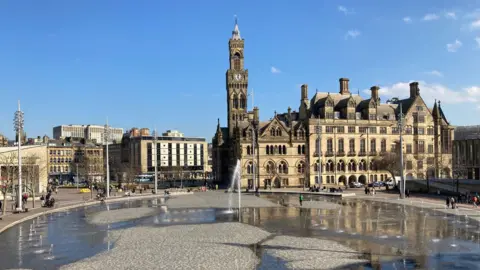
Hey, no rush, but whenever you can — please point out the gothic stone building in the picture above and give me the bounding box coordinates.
[212,21,454,188]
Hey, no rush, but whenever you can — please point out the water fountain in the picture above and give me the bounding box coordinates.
[227,160,242,219]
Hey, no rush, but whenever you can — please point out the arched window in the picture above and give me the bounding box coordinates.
[233,53,241,70]
[349,139,355,153]
[297,161,305,173]
[370,139,376,153]
[348,160,356,171]
[266,145,270,155]
[274,145,278,154]
[246,145,251,155]
[326,160,334,172]
[302,145,305,154]
[269,145,274,154]
[266,161,275,174]
[282,145,287,155]
[233,94,239,109]
[369,160,376,170]
[239,94,246,109]
[360,139,366,153]
[359,159,366,171]
[338,138,344,153]
[297,145,301,154]
[314,160,320,171]
[337,160,345,171]
[246,161,255,174]
[276,128,282,136]
[278,161,288,174]
[327,139,333,153]
[270,128,276,136]
[381,139,387,152]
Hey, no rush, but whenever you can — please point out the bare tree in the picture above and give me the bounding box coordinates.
[24,154,46,209]
[452,165,467,179]
[374,152,402,180]
[0,152,18,215]
[119,163,138,191]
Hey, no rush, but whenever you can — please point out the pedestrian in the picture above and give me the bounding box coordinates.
[473,196,478,208]
[364,186,368,195]
[446,197,450,208]
[450,197,456,209]
[299,194,304,206]
[406,189,410,198]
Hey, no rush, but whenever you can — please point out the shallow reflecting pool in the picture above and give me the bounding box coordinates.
[0,195,479,269]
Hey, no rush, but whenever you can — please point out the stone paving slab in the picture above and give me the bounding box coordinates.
[166,191,279,209]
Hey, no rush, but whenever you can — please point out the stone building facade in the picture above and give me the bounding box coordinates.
[452,126,480,179]
[0,145,49,193]
[47,142,104,183]
[212,21,454,188]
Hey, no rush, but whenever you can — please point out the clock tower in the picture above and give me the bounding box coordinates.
[226,17,248,136]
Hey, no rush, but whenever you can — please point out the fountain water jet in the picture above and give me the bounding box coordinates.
[227,160,242,220]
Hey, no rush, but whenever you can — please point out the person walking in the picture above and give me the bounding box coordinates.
[299,194,304,206]
[446,197,450,208]
[473,196,478,208]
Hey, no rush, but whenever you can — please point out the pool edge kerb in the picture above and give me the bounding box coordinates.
[0,192,192,234]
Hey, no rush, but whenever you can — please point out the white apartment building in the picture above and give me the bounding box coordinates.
[53,125,124,144]
[113,129,208,179]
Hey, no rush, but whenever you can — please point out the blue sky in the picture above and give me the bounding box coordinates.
[1,0,480,141]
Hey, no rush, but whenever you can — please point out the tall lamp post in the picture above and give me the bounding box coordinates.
[14,101,24,212]
[153,128,158,194]
[104,119,111,198]
[397,104,406,199]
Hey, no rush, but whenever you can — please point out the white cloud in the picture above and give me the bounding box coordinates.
[345,30,361,39]
[423,13,440,21]
[471,19,480,30]
[403,17,412,23]
[271,66,281,74]
[445,12,457,19]
[446,39,462,52]
[425,70,443,77]
[363,81,480,106]
[338,6,354,15]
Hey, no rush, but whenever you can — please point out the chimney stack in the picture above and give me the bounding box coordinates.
[409,82,420,99]
[339,78,350,95]
[370,86,380,102]
[301,84,308,100]
[253,106,259,124]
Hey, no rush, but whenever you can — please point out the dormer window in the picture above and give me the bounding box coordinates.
[355,112,361,120]
[334,111,340,119]
[276,128,282,136]
[270,128,276,136]
[326,99,334,107]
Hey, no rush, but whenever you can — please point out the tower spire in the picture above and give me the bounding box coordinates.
[232,15,241,40]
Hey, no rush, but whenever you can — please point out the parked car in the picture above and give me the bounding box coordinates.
[349,182,364,188]
[368,181,385,188]
[385,179,396,187]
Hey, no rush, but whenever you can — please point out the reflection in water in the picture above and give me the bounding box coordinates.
[0,195,479,269]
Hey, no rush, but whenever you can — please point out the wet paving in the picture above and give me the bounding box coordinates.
[0,194,479,269]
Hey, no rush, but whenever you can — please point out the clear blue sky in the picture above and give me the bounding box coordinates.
[1,0,480,141]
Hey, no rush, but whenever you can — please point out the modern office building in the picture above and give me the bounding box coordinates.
[107,129,208,180]
[53,124,124,144]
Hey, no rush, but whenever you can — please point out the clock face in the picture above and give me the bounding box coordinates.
[235,74,242,81]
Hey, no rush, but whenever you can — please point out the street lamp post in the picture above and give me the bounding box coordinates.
[14,101,24,212]
[398,104,406,199]
[153,129,158,194]
[104,119,111,198]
